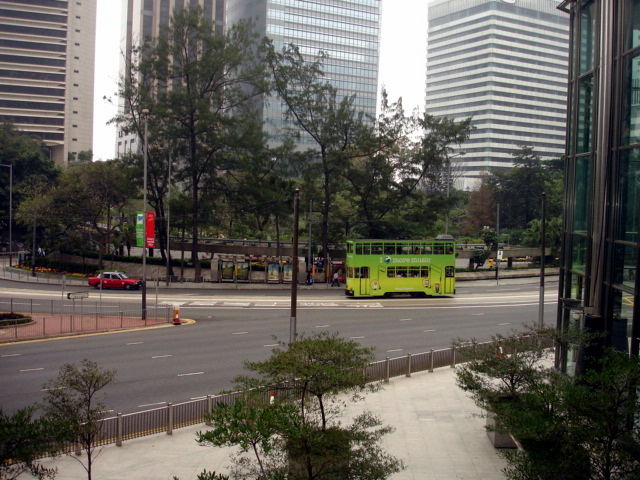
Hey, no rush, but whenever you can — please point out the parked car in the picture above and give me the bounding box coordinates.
[88,271,143,290]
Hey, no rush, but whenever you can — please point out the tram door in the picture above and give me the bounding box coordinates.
[359,266,371,296]
[444,266,455,294]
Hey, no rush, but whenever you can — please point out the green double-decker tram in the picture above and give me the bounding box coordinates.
[344,236,456,298]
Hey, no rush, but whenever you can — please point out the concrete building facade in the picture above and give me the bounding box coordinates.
[426,0,569,190]
[0,0,97,166]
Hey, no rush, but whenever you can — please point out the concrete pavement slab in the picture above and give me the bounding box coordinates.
[24,367,506,480]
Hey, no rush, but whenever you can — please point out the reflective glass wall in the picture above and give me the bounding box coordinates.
[558,0,640,373]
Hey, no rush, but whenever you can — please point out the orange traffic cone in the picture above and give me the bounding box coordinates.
[173,308,181,325]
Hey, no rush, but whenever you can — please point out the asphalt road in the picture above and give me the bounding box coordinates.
[0,278,559,415]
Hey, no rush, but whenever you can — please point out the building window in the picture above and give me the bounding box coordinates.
[573,156,591,233]
[622,51,640,145]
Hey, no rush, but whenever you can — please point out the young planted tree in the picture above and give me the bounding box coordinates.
[0,407,58,480]
[40,360,117,480]
[197,332,404,480]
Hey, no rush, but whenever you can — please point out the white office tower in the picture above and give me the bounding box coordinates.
[226,0,381,147]
[426,0,569,190]
[0,0,97,166]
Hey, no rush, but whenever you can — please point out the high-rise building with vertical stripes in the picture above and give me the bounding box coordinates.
[0,0,96,166]
[226,0,381,146]
[426,0,569,190]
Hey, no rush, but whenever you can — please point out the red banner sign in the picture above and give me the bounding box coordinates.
[146,212,155,248]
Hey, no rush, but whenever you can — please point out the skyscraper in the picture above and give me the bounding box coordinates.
[557,0,639,373]
[116,0,224,157]
[0,0,97,166]
[226,0,381,146]
[426,0,569,190]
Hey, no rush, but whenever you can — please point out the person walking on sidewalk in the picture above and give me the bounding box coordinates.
[331,271,340,287]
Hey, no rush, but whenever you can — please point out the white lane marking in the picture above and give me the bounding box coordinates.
[399,318,412,322]
[232,331,248,335]
[221,302,250,307]
[315,325,330,328]
[41,387,63,392]
[497,322,511,326]
[350,336,364,339]
[471,313,484,316]
[264,344,279,347]
[127,342,144,345]
[178,372,204,377]
[1,353,21,358]
[20,368,44,372]
[139,402,165,408]
[152,355,173,359]
[423,329,436,332]
[387,349,403,353]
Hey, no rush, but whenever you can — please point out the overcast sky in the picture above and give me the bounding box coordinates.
[92,0,429,161]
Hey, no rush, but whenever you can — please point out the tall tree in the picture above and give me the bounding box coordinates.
[0,122,60,246]
[490,145,548,230]
[344,100,473,238]
[115,6,269,277]
[267,43,373,278]
[460,173,496,236]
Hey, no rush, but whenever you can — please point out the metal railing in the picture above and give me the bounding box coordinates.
[0,297,172,341]
[87,345,464,449]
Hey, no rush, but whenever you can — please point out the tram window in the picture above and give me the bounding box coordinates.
[384,244,395,255]
[387,267,395,278]
[409,267,420,277]
[371,243,383,255]
[348,267,354,278]
[421,266,429,277]
[434,244,445,255]
[446,243,454,254]
[356,244,363,255]
[412,245,421,254]
[446,266,455,277]
[362,244,371,255]
[400,245,411,255]
[423,245,432,254]
[361,267,369,278]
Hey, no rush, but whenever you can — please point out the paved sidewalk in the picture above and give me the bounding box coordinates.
[27,367,507,480]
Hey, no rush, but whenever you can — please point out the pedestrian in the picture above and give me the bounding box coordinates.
[331,271,340,287]
[306,271,313,285]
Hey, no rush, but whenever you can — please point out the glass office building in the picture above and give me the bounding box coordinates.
[557,0,639,374]
[426,0,569,191]
[226,0,381,146]
[0,0,96,166]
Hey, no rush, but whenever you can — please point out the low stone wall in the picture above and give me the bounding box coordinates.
[456,267,559,282]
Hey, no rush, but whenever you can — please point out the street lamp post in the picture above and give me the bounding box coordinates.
[142,109,149,320]
[166,153,172,287]
[444,151,465,235]
[290,188,300,344]
[0,164,12,268]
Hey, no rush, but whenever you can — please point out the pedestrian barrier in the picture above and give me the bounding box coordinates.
[0,297,172,341]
